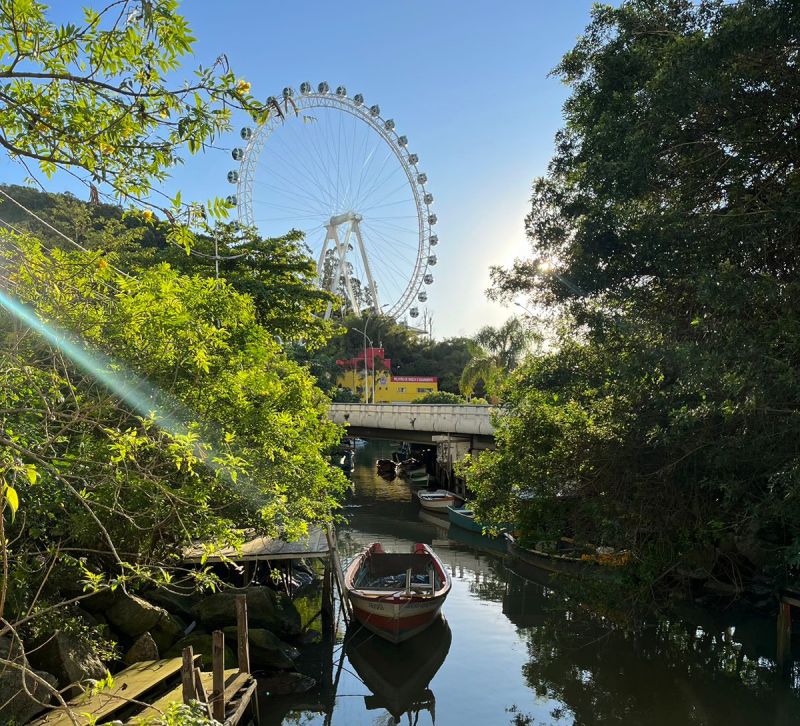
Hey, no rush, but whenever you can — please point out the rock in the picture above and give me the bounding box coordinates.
[106,594,169,638]
[260,671,316,695]
[27,631,106,693]
[191,587,301,636]
[0,665,57,723]
[81,588,123,613]
[164,632,236,669]
[222,627,298,669]
[149,613,187,653]
[123,632,159,666]
[144,586,197,619]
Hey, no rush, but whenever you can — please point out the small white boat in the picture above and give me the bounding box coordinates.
[416,489,460,511]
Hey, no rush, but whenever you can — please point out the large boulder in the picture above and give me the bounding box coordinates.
[123,632,159,666]
[144,586,197,620]
[222,627,299,669]
[149,612,187,653]
[164,632,235,669]
[27,631,106,693]
[191,587,301,636]
[106,593,169,638]
[0,637,56,723]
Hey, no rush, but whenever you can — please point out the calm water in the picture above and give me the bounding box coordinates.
[262,440,800,725]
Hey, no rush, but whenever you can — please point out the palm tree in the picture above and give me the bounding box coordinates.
[459,316,535,400]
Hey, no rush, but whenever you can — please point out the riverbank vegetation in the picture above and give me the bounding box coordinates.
[0,1,345,720]
[463,0,800,603]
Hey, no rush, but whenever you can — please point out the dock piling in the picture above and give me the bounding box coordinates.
[181,646,194,705]
[236,594,250,674]
[212,630,226,721]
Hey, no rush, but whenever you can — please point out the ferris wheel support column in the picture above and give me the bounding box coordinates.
[323,220,361,319]
[352,219,381,315]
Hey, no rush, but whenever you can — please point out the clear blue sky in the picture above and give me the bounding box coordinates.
[4,1,599,339]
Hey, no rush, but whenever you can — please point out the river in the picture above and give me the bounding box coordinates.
[261,439,800,725]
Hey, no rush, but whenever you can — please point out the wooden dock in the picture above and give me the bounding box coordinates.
[31,596,258,725]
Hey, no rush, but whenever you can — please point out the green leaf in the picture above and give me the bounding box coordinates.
[5,485,19,522]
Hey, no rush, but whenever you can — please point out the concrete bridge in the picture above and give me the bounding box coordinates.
[328,402,496,448]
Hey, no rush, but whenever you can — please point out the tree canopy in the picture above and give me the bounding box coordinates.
[464,0,800,598]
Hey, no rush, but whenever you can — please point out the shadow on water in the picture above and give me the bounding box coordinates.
[261,439,800,726]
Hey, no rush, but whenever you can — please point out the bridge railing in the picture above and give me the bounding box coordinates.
[328,402,496,436]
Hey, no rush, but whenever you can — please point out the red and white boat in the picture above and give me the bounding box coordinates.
[416,489,459,511]
[344,542,451,643]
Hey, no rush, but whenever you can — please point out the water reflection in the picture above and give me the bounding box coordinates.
[346,615,452,724]
[265,440,800,725]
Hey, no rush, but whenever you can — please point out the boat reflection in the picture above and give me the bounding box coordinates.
[345,614,452,724]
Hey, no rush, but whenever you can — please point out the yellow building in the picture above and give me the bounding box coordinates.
[336,347,438,403]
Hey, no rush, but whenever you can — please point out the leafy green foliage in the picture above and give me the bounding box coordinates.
[464,0,800,595]
[0,185,334,346]
[0,231,345,626]
[459,317,536,400]
[0,0,267,204]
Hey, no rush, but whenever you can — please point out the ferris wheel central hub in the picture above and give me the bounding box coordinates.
[329,211,363,226]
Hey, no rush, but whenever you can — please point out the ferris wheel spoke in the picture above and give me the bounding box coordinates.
[267,130,338,212]
[353,148,397,210]
[251,173,331,216]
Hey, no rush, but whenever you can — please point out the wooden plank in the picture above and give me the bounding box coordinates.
[223,680,257,726]
[128,670,249,724]
[235,594,250,674]
[212,631,226,721]
[32,657,199,726]
[781,593,800,608]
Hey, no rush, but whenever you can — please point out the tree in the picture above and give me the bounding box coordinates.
[459,317,535,399]
[0,0,269,236]
[464,0,800,597]
[0,185,337,346]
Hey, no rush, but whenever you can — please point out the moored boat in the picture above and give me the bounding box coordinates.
[376,458,396,476]
[447,506,482,533]
[504,533,628,577]
[344,542,451,643]
[417,489,460,511]
[447,506,511,535]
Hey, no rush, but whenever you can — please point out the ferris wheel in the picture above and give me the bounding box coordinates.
[227,82,437,320]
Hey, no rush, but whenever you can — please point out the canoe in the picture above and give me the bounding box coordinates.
[344,542,451,643]
[407,474,431,487]
[346,614,451,722]
[396,458,422,475]
[417,489,460,511]
[446,506,483,533]
[503,533,625,578]
[447,506,511,535]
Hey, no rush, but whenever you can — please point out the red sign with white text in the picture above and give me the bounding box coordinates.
[392,375,438,383]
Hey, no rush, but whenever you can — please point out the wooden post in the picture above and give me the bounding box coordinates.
[181,646,194,705]
[326,523,351,623]
[212,630,226,722]
[322,557,333,632]
[193,666,211,718]
[777,600,792,672]
[236,594,250,674]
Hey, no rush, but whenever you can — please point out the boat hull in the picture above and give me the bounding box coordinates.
[447,506,482,533]
[349,592,447,643]
[504,533,595,577]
